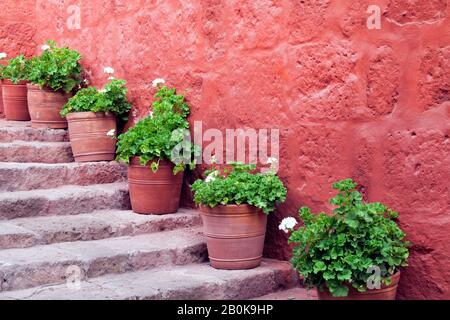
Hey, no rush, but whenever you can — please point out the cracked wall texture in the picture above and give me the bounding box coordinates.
[1,0,449,299]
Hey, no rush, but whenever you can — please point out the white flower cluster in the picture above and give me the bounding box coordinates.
[41,44,51,51]
[106,129,116,137]
[152,78,165,88]
[0,53,7,59]
[279,217,298,233]
[104,67,114,74]
[205,170,220,183]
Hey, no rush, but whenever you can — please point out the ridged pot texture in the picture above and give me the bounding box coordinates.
[128,157,184,215]
[27,84,71,129]
[2,80,30,121]
[66,111,117,162]
[318,272,401,300]
[200,204,268,270]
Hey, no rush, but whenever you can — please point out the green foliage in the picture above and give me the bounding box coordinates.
[191,162,287,214]
[1,55,30,83]
[288,178,409,297]
[28,40,82,93]
[116,85,197,174]
[60,79,131,120]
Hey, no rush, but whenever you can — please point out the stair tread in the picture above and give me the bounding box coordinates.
[0,161,126,192]
[0,161,120,169]
[0,141,73,163]
[0,259,295,300]
[0,182,130,220]
[252,287,318,300]
[0,209,201,249]
[0,182,127,200]
[0,120,68,142]
[0,141,70,147]
[0,226,204,266]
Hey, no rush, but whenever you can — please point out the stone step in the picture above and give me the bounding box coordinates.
[0,141,73,163]
[252,287,318,300]
[0,161,126,192]
[0,209,201,249]
[0,120,68,142]
[0,227,206,292]
[0,259,297,300]
[0,183,130,220]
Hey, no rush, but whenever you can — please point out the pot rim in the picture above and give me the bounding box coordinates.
[319,270,402,296]
[66,111,116,119]
[26,83,71,95]
[1,79,28,85]
[128,157,176,168]
[199,204,264,215]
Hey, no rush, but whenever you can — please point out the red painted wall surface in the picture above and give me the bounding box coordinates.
[1,0,449,299]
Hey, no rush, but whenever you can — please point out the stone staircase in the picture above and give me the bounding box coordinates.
[0,119,309,300]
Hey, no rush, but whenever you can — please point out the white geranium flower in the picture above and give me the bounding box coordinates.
[149,111,154,118]
[0,53,7,59]
[267,157,278,165]
[152,78,165,87]
[41,44,51,51]
[205,170,220,183]
[279,217,298,234]
[106,129,116,137]
[104,67,115,74]
[108,76,115,80]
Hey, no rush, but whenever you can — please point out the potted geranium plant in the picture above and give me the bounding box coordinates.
[116,79,197,215]
[60,78,131,162]
[1,55,31,121]
[27,40,82,128]
[280,178,409,300]
[191,160,287,270]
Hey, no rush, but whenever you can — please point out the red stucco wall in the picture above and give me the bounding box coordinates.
[1,0,449,299]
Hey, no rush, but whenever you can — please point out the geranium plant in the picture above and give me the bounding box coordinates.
[191,161,287,214]
[282,178,409,297]
[1,55,30,84]
[28,40,82,93]
[60,79,131,120]
[116,82,197,174]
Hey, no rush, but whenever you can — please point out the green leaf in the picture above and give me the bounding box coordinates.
[313,261,327,273]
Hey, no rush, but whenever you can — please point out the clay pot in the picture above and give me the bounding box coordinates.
[27,84,71,129]
[199,204,267,270]
[128,157,184,215]
[0,82,3,118]
[0,61,6,118]
[1,80,30,121]
[318,272,401,300]
[66,112,117,162]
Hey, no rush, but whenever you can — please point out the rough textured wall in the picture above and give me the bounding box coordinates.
[1,0,449,299]
[0,0,37,116]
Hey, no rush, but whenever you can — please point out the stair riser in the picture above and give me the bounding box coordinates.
[0,163,126,192]
[0,144,73,163]
[149,269,298,300]
[0,214,202,249]
[0,128,68,143]
[0,243,208,292]
[0,189,131,220]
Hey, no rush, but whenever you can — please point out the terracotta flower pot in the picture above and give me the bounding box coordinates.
[66,112,117,162]
[27,84,71,129]
[318,271,401,300]
[128,157,184,215]
[199,204,267,270]
[1,80,30,121]
[0,82,3,118]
